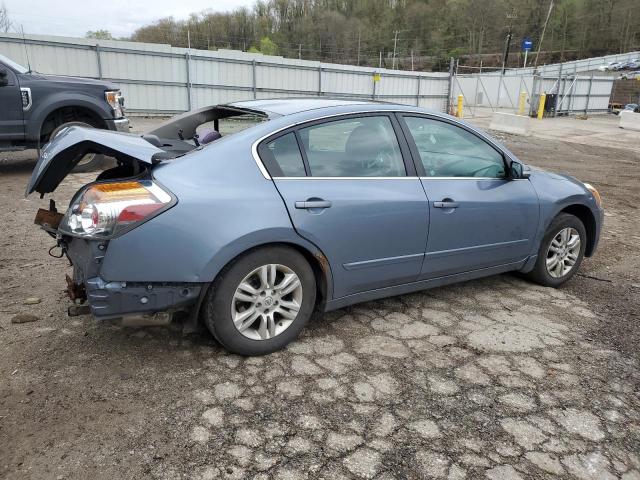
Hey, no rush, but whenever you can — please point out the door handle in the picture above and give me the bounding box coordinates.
[295,200,332,209]
[433,201,459,208]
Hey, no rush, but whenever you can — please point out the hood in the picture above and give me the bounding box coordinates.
[528,165,588,189]
[19,72,119,90]
[25,126,164,196]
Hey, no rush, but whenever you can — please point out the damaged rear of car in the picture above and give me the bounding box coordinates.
[27,104,271,327]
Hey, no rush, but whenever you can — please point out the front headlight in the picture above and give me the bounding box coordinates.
[583,183,602,208]
[60,180,173,239]
[105,90,124,118]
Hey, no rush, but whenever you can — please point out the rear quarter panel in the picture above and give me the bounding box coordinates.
[98,130,324,287]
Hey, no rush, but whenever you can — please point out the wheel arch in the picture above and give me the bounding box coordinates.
[26,94,111,142]
[560,204,597,257]
[39,106,108,142]
[197,241,333,323]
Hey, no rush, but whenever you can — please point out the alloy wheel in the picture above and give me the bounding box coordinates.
[231,264,303,340]
[546,227,581,278]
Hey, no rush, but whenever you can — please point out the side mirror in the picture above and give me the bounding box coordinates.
[510,161,530,179]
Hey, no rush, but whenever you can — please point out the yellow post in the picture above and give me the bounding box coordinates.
[518,91,527,115]
[457,94,464,118]
[537,93,546,119]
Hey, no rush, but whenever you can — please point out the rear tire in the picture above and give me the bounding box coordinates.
[527,213,586,287]
[48,121,105,172]
[203,246,316,356]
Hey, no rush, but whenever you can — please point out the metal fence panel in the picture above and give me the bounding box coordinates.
[257,63,318,93]
[101,50,187,83]
[502,51,640,76]
[191,58,253,88]
[0,32,450,115]
[322,69,370,95]
[454,70,612,116]
[1,39,99,78]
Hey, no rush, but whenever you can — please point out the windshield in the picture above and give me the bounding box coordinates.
[0,53,29,74]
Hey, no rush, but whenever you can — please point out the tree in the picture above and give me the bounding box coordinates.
[258,36,279,55]
[86,30,114,40]
[126,0,640,69]
[0,2,12,33]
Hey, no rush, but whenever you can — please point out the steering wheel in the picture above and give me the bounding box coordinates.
[423,154,466,176]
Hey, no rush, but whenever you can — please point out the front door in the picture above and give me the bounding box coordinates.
[260,114,430,298]
[0,64,24,141]
[399,114,539,279]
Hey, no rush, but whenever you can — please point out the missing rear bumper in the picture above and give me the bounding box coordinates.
[85,277,203,320]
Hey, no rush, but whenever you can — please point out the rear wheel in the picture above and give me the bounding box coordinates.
[48,121,105,172]
[203,246,316,355]
[527,213,586,287]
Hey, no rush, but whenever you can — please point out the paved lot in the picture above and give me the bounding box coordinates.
[1,115,639,479]
[469,109,640,151]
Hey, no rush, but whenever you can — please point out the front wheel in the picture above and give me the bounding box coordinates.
[527,213,586,287]
[203,246,316,355]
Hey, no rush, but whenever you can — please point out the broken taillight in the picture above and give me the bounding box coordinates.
[59,180,173,238]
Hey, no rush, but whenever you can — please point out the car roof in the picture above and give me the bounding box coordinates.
[226,98,389,117]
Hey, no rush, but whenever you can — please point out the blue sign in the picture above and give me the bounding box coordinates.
[522,38,533,51]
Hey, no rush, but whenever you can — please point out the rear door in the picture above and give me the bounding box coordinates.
[0,64,25,141]
[398,114,539,279]
[261,114,430,299]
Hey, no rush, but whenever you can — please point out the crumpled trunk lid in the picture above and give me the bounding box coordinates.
[25,125,164,196]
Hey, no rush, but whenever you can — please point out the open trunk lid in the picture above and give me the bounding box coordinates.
[25,126,164,196]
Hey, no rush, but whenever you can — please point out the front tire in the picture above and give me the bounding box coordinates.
[203,246,316,355]
[527,213,586,287]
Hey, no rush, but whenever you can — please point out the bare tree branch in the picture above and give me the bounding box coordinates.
[0,2,12,33]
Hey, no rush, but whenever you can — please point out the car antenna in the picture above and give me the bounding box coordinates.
[20,25,32,73]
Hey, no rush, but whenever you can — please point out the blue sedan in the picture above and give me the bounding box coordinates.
[27,99,603,355]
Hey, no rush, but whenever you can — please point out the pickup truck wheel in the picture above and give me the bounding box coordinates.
[203,246,316,356]
[48,121,105,172]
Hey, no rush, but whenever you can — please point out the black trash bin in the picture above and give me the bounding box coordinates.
[544,93,557,114]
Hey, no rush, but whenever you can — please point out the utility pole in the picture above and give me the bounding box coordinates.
[501,27,513,74]
[298,43,302,60]
[502,10,517,74]
[379,50,382,69]
[392,30,399,69]
[411,49,414,71]
[534,0,554,68]
[357,30,361,66]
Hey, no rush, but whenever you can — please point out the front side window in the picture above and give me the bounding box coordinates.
[297,116,406,177]
[403,116,506,178]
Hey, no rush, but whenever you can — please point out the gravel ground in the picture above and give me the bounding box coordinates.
[1,116,639,480]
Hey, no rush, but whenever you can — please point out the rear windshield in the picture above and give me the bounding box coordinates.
[196,113,266,137]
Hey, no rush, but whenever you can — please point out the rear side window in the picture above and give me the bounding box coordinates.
[262,133,306,177]
[403,116,505,178]
[297,116,406,177]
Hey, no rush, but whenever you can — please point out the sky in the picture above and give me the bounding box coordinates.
[2,0,255,38]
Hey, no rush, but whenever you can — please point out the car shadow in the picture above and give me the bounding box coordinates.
[36,273,534,363]
[0,155,38,174]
